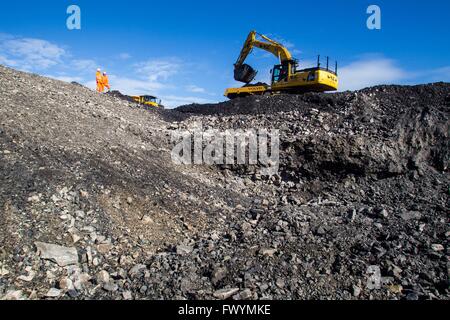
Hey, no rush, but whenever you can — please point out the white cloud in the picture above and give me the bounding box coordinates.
[83,80,98,91]
[421,66,450,83]
[160,95,217,108]
[134,58,181,82]
[185,85,206,93]
[0,33,13,41]
[118,53,131,60]
[71,59,98,71]
[252,66,272,84]
[261,34,302,57]
[0,55,18,67]
[299,59,319,69]
[46,75,84,83]
[338,57,408,91]
[0,37,66,70]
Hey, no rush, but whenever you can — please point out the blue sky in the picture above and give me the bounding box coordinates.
[0,0,449,107]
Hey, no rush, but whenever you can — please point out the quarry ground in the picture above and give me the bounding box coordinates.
[0,65,448,300]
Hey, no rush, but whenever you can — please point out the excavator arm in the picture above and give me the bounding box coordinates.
[235,31,292,65]
[234,31,293,83]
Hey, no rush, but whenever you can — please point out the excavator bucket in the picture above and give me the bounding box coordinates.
[234,64,257,83]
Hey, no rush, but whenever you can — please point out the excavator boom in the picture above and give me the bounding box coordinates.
[234,31,293,83]
[235,31,292,66]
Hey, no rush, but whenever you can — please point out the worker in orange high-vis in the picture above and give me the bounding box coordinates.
[102,72,110,92]
[96,68,103,92]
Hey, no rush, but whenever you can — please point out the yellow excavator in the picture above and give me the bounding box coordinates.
[224,31,338,99]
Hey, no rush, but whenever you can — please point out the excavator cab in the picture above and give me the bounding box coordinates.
[272,62,290,83]
[142,95,161,105]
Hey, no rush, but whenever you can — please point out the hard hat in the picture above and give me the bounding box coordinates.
[103,72,107,75]
[97,68,101,72]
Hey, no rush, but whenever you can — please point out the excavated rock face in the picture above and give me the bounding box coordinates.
[0,64,449,300]
[177,83,449,177]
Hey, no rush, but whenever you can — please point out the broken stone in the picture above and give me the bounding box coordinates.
[142,215,154,224]
[388,284,403,294]
[239,289,253,300]
[86,246,93,265]
[275,278,285,288]
[27,195,40,203]
[45,288,61,298]
[97,243,113,254]
[17,270,35,282]
[79,190,89,198]
[59,277,74,292]
[400,211,422,221]
[176,244,193,255]
[316,226,326,235]
[379,209,389,218]
[96,270,110,284]
[260,248,277,257]
[103,282,119,292]
[129,264,146,278]
[71,233,81,244]
[75,210,85,219]
[73,273,91,290]
[211,267,227,285]
[122,291,133,300]
[119,255,133,266]
[213,287,239,300]
[2,290,25,300]
[392,265,403,278]
[352,285,361,297]
[0,266,9,276]
[35,242,78,267]
[431,244,444,252]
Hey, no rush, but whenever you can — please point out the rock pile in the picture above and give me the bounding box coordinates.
[0,65,448,300]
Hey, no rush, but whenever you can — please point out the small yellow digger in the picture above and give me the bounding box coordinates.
[224,31,339,99]
[131,95,163,108]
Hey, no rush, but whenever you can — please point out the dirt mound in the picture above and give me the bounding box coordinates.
[0,64,448,300]
[105,90,135,103]
[177,83,450,116]
[178,83,449,175]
